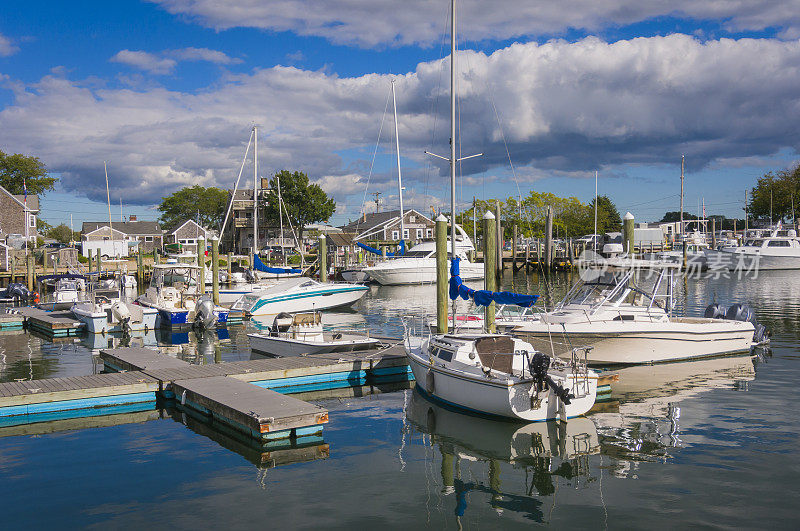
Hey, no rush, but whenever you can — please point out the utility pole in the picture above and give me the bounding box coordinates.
[679,155,684,241]
[744,189,749,234]
[372,191,382,213]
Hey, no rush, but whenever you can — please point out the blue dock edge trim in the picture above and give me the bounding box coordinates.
[0,392,156,424]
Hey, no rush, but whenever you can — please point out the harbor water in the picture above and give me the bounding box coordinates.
[1,270,799,528]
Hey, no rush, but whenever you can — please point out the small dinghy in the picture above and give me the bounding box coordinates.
[248,312,382,357]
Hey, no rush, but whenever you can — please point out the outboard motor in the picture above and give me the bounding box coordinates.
[111,301,132,332]
[4,283,34,302]
[528,352,574,405]
[193,296,217,329]
[753,323,770,344]
[704,304,727,319]
[725,303,754,323]
[270,312,294,336]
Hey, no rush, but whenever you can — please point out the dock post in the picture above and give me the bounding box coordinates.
[381,247,387,261]
[623,212,635,256]
[97,252,102,276]
[344,247,350,269]
[198,238,206,295]
[153,249,159,265]
[87,249,93,273]
[26,252,34,291]
[525,237,530,272]
[483,211,497,333]
[211,237,220,305]
[545,206,553,269]
[495,201,503,280]
[711,217,716,248]
[436,214,448,334]
[226,252,232,282]
[9,255,14,283]
[512,224,518,272]
[318,235,328,282]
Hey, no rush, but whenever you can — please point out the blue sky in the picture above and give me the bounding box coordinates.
[1,1,800,228]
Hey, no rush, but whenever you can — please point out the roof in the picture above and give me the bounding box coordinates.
[339,208,432,235]
[326,232,356,247]
[12,194,39,211]
[82,221,161,235]
[170,219,210,236]
[84,226,129,238]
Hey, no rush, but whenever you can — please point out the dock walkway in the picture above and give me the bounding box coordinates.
[5,307,83,337]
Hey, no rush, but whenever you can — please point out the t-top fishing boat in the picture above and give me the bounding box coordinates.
[72,284,157,334]
[230,276,368,317]
[512,257,768,365]
[248,311,382,357]
[137,263,229,328]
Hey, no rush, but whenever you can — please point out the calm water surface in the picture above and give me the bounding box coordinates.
[1,271,799,529]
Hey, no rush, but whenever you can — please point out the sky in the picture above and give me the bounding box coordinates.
[2,1,800,229]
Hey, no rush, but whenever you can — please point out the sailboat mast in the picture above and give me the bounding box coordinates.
[253,126,259,256]
[278,170,285,266]
[392,79,405,241]
[104,161,113,238]
[593,170,598,251]
[449,0,457,261]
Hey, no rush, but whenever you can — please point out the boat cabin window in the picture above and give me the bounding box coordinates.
[745,239,764,247]
[300,280,317,288]
[767,240,791,247]
[431,347,453,362]
[157,268,197,287]
[404,250,433,258]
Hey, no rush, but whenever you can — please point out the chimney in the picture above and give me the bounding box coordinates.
[129,215,137,221]
[261,177,270,189]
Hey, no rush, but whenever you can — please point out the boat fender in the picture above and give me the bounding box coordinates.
[725,303,753,322]
[704,304,727,319]
[33,292,39,304]
[426,370,435,395]
[529,352,574,405]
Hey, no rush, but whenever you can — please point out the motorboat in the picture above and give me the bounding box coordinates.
[137,263,230,328]
[405,331,598,422]
[72,289,158,334]
[427,303,537,333]
[512,258,767,365]
[362,227,483,285]
[230,277,368,317]
[704,225,800,271]
[248,312,382,357]
[340,267,370,283]
[39,277,88,310]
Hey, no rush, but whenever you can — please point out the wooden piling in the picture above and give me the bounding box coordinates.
[623,212,635,256]
[87,248,93,273]
[153,249,159,265]
[211,237,220,305]
[711,217,716,248]
[483,211,496,333]
[226,252,232,281]
[137,251,143,285]
[512,224,518,272]
[26,253,34,291]
[97,252,102,275]
[318,235,328,283]
[436,215,448,334]
[494,201,502,279]
[198,237,206,295]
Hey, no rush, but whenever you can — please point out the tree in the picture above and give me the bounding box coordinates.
[158,185,229,232]
[592,195,622,233]
[47,224,74,244]
[0,151,57,195]
[749,165,800,222]
[263,171,336,233]
[660,211,699,223]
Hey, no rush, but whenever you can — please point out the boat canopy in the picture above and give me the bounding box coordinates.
[449,257,538,308]
[253,253,302,274]
[357,240,405,257]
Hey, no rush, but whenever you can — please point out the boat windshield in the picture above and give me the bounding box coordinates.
[153,267,197,288]
[744,239,764,247]
[564,271,623,306]
[402,250,433,258]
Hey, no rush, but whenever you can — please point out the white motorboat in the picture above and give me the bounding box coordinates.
[405,331,597,422]
[72,295,157,334]
[363,229,483,286]
[512,258,766,365]
[248,312,382,356]
[340,267,370,283]
[427,304,537,332]
[137,263,230,328]
[704,226,800,271]
[39,277,88,310]
[230,277,368,317]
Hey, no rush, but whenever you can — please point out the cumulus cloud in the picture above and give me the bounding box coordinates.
[0,33,19,57]
[149,0,800,47]
[110,50,177,74]
[167,47,242,64]
[2,35,800,220]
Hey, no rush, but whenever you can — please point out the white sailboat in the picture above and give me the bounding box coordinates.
[404,0,597,422]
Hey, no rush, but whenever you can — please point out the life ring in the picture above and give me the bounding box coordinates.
[426,369,435,395]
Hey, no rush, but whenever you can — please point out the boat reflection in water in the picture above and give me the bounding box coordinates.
[405,388,599,523]
[592,354,757,475]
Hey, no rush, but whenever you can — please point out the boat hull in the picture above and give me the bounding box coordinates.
[248,333,380,356]
[513,318,755,365]
[365,260,484,285]
[71,304,158,334]
[705,249,800,270]
[406,345,597,422]
[246,286,368,316]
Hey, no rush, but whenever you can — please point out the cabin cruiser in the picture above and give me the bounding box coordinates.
[137,263,230,328]
[512,258,766,365]
[405,332,597,421]
[248,311,382,357]
[230,277,368,317]
[363,226,483,285]
[704,226,800,270]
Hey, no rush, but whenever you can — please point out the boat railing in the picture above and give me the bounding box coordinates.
[569,346,592,398]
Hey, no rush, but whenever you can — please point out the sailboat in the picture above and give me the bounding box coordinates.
[404,0,597,422]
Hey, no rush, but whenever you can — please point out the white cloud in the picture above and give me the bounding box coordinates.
[168,47,242,65]
[110,50,177,74]
[2,35,800,220]
[0,33,19,57]
[148,0,800,47]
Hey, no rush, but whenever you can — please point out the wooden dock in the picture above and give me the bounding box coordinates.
[5,307,84,337]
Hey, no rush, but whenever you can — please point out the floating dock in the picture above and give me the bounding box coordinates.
[4,307,84,337]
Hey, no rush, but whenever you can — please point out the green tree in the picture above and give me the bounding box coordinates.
[592,195,622,233]
[660,211,699,223]
[263,171,336,233]
[47,223,74,244]
[158,185,229,232]
[0,151,57,195]
[749,165,800,222]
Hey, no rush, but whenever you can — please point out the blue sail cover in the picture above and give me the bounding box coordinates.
[449,257,539,308]
[252,253,302,274]
[356,239,405,257]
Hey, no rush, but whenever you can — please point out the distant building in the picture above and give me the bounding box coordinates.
[166,220,213,254]
[339,209,435,243]
[219,178,289,254]
[81,218,163,252]
[0,185,39,245]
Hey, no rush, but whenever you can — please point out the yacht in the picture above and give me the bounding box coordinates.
[137,263,230,328]
[230,277,368,317]
[704,226,800,270]
[363,227,483,285]
[512,258,765,365]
